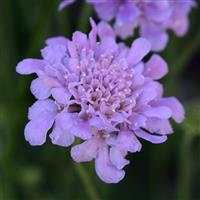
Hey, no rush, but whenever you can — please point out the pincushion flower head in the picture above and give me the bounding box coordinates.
[60,0,195,51]
[16,19,184,183]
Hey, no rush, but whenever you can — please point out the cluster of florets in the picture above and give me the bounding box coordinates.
[17,20,184,183]
[60,0,195,51]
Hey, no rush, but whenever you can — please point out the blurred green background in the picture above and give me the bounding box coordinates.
[0,0,200,199]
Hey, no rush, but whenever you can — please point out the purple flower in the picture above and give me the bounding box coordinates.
[60,0,195,51]
[16,19,184,183]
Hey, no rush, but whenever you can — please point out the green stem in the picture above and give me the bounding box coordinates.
[177,134,193,200]
[74,163,101,200]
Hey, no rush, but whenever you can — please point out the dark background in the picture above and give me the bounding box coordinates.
[0,0,200,199]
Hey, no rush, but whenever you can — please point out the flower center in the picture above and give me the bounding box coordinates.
[66,49,136,123]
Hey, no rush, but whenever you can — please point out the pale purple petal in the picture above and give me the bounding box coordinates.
[97,21,115,39]
[115,3,140,27]
[89,116,116,132]
[67,41,78,58]
[135,129,167,144]
[131,63,145,87]
[136,84,158,106]
[71,138,99,162]
[58,0,76,10]
[51,87,71,104]
[72,31,88,48]
[41,45,67,64]
[129,113,146,130]
[46,36,68,46]
[110,113,128,124]
[169,1,194,36]
[16,59,45,75]
[57,113,92,139]
[114,3,140,38]
[99,37,118,54]
[25,99,57,145]
[41,76,62,88]
[92,1,119,21]
[50,125,74,147]
[172,16,189,36]
[28,99,57,120]
[107,131,142,153]
[144,54,168,80]
[49,113,75,147]
[95,146,125,184]
[25,115,55,146]
[144,118,173,135]
[128,38,151,65]
[109,147,129,170]
[30,78,51,100]
[114,21,136,40]
[140,20,168,52]
[143,3,172,22]
[140,106,172,119]
[89,18,97,48]
[152,97,185,123]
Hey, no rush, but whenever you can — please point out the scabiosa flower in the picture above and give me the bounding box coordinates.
[60,0,195,51]
[16,19,184,183]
